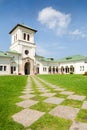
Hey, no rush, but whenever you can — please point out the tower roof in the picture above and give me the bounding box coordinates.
[9,24,37,34]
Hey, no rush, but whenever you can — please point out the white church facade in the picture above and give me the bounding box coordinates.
[0,24,87,75]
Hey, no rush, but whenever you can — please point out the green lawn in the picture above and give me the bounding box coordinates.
[37,74,87,96]
[0,74,87,130]
[0,75,27,130]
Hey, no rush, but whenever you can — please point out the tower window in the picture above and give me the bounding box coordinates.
[24,33,26,40]
[14,35,15,42]
[16,34,17,40]
[27,34,30,41]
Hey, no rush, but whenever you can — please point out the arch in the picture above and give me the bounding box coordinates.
[53,66,55,74]
[61,66,64,74]
[56,67,58,73]
[24,62,30,75]
[65,66,69,73]
[48,66,51,73]
[70,65,74,72]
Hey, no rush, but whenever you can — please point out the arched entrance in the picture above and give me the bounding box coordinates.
[24,62,30,75]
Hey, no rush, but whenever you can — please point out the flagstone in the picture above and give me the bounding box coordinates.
[26,128,32,130]
[38,89,50,93]
[67,94,86,101]
[19,94,35,99]
[21,91,33,94]
[12,109,45,127]
[16,99,38,108]
[60,91,74,95]
[40,93,56,97]
[44,97,65,104]
[69,121,87,130]
[54,88,65,91]
[82,101,87,109]
[49,105,79,120]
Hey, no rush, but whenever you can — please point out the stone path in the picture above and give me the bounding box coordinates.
[12,76,87,130]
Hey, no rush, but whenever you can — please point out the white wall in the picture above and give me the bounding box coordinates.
[0,57,11,75]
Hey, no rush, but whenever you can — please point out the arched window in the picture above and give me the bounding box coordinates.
[16,34,17,40]
[56,67,58,73]
[48,66,51,73]
[65,66,69,73]
[61,66,64,73]
[70,65,74,72]
[27,34,30,41]
[24,33,26,40]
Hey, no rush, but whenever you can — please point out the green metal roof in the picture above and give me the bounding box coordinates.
[57,55,87,62]
[0,51,12,58]
[36,54,87,63]
[7,50,21,54]
[35,54,57,62]
[35,54,44,58]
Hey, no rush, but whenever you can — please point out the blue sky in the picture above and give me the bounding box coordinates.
[0,0,87,59]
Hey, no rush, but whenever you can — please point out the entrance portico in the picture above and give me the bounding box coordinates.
[22,57,34,75]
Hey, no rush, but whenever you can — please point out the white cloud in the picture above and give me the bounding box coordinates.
[38,7,71,35]
[69,29,86,39]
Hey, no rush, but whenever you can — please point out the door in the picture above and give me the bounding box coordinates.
[24,62,30,75]
[11,66,13,74]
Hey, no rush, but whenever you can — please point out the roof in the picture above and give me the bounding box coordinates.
[9,24,37,34]
[35,54,57,62]
[0,51,12,58]
[7,50,21,54]
[35,54,44,58]
[36,54,87,63]
[57,55,87,62]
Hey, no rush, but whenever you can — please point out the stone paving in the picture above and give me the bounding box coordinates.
[82,101,87,109]
[70,121,87,130]
[16,99,38,108]
[44,97,65,105]
[60,91,74,95]
[12,109,45,127]
[67,94,86,101]
[19,94,35,99]
[49,105,79,120]
[12,76,87,130]
[40,92,56,97]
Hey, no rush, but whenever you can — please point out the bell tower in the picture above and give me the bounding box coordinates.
[9,24,37,75]
[9,24,37,60]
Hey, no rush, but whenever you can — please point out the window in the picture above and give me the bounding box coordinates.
[14,66,16,71]
[14,35,15,42]
[16,34,17,40]
[25,50,29,55]
[4,66,6,71]
[24,33,26,40]
[43,67,47,72]
[80,66,84,71]
[0,66,3,71]
[23,33,30,41]
[27,34,30,41]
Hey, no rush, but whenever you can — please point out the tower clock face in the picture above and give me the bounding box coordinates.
[25,50,29,55]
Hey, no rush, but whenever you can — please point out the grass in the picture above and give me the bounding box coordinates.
[61,99,82,108]
[0,75,27,130]
[76,109,87,123]
[1,74,87,130]
[30,114,71,130]
[37,74,87,96]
